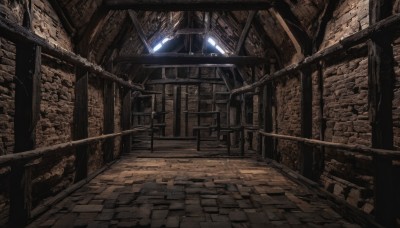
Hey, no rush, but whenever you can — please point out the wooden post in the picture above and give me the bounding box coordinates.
[121,89,132,154]
[161,84,166,136]
[317,62,325,171]
[103,82,115,163]
[173,85,181,137]
[150,95,155,152]
[73,69,89,182]
[185,85,189,136]
[300,69,313,179]
[11,36,41,227]
[257,88,263,155]
[263,83,273,159]
[369,0,395,226]
[10,4,40,225]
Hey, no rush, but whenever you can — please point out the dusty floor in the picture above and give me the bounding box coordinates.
[29,140,360,228]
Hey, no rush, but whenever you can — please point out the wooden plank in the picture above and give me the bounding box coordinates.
[128,10,153,53]
[262,83,273,159]
[143,64,235,68]
[173,85,182,137]
[300,69,313,179]
[0,16,143,91]
[103,82,115,163]
[185,85,189,136]
[73,69,89,182]
[121,90,132,154]
[115,54,266,65]
[161,84,166,136]
[47,0,76,36]
[175,28,206,35]
[230,13,400,96]
[235,11,257,55]
[369,0,395,226]
[104,0,271,11]
[11,34,41,226]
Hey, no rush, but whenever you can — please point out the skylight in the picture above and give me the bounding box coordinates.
[207,37,226,54]
[153,37,172,53]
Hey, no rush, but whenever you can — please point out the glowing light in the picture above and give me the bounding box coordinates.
[153,43,163,52]
[162,37,171,44]
[215,45,225,54]
[207,37,216,46]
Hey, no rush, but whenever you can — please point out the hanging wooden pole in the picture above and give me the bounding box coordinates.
[369,0,395,226]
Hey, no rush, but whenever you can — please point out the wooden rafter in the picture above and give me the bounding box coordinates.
[128,10,154,53]
[47,0,76,36]
[235,11,257,55]
[114,54,266,65]
[103,0,271,11]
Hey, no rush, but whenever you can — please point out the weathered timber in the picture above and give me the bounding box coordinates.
[259,131,400,159]
[47,0,76,36]
[0,16,143,91]
[146,78,224,85]
[0,128,147,168]
[235,11,257,55]
[115,54,266,65]
[185,85,189,136]
[103,0,271,11]
[161,84,166,136]
[300,69,313,179]
[230,12,400,96]
[11,26,41,225]
[175,28,206,35]
[103,81,115,163]
[263,83,273,159]
[121,90,132,154]
[143,64,235,68]
[73,69,89,182]
[369,0,395,226]
[128,10,153,53]
[173,85,181,137]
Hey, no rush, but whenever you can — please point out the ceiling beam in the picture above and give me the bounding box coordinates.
[175,28,206,35]
[128,10,153,53]
[146,78,225,85]
[235,11,257,55]
[114,54,267,65]
[103,0,271,11]
[47,0,76,36]
[143,64,235,68]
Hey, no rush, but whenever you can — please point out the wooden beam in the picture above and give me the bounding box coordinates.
[173,86,182,137]
[10,21,41,226]
[47,0,76,36]
[75,6,108,56]
[0,128,148,167]
[230,13,400,96]
[262,83,274,159]
[313,0,340,52]
[73,69,89,182]
[235,11,257,55]
[121,90,132,154]
[369,0,395,226]
[128,10,153,53]
[103,0,271,11]
[0,16,143,91]
[146,78,224,85]
[10,6,38,225]
[143,64,235,68]
[300,69,313,179]
[176,28,206,35]
[103,81,115,163]
[114,54,266,65]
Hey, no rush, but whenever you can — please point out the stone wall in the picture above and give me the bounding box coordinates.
[276,76,301,170]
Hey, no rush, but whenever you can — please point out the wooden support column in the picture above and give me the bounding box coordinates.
[103,81,115,163]
[11,24,41,226]
[185,85,189,136]
[121,89,132,154]
[300,68,313,179]
[369,0,395,226]
[262,83,273,159]
[73,69,89,182]
[173,85,181,137]
[161,68,166,136]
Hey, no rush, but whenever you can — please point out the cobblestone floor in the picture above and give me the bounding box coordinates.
[29,142,361,228]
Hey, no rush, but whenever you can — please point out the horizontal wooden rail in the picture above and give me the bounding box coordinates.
[231,13,400,96]
[259,131,400,159]
[0,16,143,91]
[0,127,148,167]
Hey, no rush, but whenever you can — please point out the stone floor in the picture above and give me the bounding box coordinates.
[29,140,361,228]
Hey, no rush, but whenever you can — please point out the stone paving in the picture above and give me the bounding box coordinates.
[29,145,361,228]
